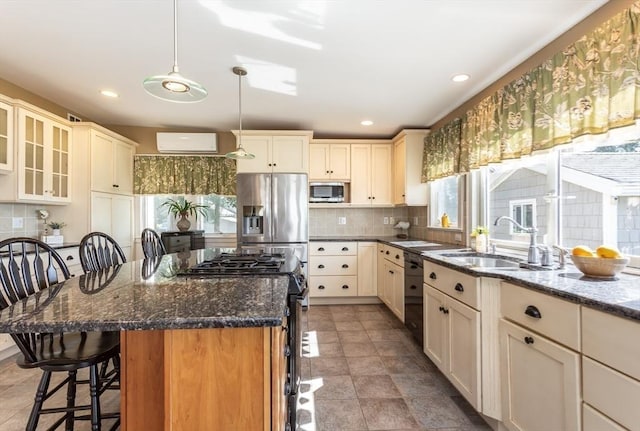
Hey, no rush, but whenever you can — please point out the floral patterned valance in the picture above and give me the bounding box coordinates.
[423,2,640,182]
[134,155,236,195]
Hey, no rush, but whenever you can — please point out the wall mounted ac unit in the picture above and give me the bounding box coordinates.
[156,132,217,153]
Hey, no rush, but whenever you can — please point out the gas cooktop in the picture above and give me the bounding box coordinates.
[175,249,301,277]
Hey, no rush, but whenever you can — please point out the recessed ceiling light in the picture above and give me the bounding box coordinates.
[452,74,470,82]
[361,120,373,126]
[100,90,119,98]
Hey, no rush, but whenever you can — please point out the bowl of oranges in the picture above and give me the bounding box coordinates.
[570,245,629,278]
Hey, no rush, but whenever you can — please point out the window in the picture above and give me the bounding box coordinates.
[483,139,639,266]
[429,175,461,228]
[141,194,237,234]
[509,199,536,234]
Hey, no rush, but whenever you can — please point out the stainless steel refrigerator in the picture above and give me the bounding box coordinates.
[236,172,309,281]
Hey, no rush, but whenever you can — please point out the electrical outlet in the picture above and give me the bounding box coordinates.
[413,216,419,226]
[389,217,395,225]
[12,217,24,229]
[383,217,389,225]
[338,216,346,225]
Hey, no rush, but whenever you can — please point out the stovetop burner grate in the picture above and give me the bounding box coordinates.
[189,252,285,273]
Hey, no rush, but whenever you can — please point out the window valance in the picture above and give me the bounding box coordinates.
[134,155,236,195]
[423,2,640,182]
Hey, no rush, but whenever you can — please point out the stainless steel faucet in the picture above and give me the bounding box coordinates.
[552,245,570,269]
[494,216,540,264]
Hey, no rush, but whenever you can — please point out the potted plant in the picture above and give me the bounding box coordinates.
[47,221,66,236]
[161,198,208,231]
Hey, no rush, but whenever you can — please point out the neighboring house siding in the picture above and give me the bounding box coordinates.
[562,181,603,249]
[618,196,640,255]
[490,168,547,241]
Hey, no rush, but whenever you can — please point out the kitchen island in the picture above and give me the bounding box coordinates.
[0,250,293,431]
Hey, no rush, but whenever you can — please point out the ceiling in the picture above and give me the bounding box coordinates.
[0,0,610,139]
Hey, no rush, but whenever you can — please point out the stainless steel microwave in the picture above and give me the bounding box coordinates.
[309,182,345,202]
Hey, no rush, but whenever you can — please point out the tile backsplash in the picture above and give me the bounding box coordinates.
[310,207,409,237]
[0,203,47,241]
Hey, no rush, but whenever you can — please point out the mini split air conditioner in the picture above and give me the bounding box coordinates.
[156,132,217,154]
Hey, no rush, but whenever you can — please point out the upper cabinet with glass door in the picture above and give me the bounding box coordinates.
[0,99,13,174]
[16,107,71,204]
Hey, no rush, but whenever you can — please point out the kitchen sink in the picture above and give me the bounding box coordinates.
[448,256,521,269]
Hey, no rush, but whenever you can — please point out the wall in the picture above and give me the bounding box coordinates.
[309,207,408,237]
[407,206,466,246]
[0,203,47,241]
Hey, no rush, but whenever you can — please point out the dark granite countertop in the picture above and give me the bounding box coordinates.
[0,250,290,333]
[309,236,640,321]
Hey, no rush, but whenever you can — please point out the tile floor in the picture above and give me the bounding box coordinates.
[0,303,491,430]
[297,304,492,431]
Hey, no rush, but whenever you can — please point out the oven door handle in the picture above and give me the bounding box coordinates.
[297,286,309,301]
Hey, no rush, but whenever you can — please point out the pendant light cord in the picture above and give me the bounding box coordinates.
[172,0,179,73]
[238,69,243,148]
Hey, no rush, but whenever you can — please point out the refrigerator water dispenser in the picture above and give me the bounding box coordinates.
[242,206,264,235]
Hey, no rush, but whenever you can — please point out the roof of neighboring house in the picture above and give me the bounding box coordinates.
[562,153,640,184]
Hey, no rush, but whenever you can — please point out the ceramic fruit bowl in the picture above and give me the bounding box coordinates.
[570,255,629,278]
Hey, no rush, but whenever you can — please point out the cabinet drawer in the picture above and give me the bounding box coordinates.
[382,245,404,267]
[56,247,82,275]
[583,403,627,431]
[501,283,580,351]
[309,256,357,276]
[582,307,640,381]
[583,357,640,431]
[310,242,356,256]
[166,236,189,247]
[424,261,480,309]
[309,276,358,297]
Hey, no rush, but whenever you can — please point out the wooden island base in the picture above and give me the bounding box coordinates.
[121,326,287,431]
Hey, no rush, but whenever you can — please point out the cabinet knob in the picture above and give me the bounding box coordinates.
[524,336,535,345]
[410,285,417,290]
[318,247,325,251]
[386,251,390,255]
[389,270,394,274]
[524,305,542,319]
[66,256,74,261]
[113,184,119,188]
[342,285,349,289]
[341,247,349,251]
[443,308,449,314]
[429,272,437,280]
[395,254,400,259]
[439,306,445,312]
[318,285,325,290]
[330,170,334,173]
[372,196,375,199]
[341,264,349,268]
[454,283,464,292]
[318,264,325,269]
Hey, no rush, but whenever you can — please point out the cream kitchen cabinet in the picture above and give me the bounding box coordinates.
[16,107,71,203]
[309,142,350,180]
[499,282,581,431]
[86,128,134,195]
[378,244,404,320]
[309,241,358,298]
[357,242,377,296]
[423,262,481,410]
[233,130,312,173]
[350,143,393,206]
[393,129,428,206]
[91,192,133,260]
[582,307,640,431]
[55,123,137,257]
[0,98,13,174]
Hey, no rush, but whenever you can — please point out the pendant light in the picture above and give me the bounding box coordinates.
[226,66,255,160]
[143,0,207,103]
